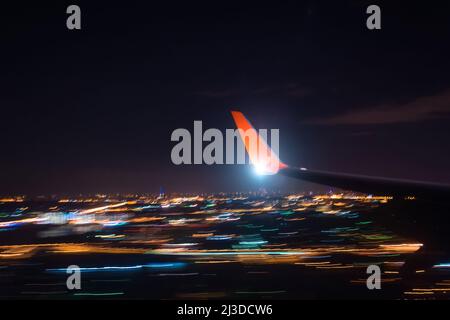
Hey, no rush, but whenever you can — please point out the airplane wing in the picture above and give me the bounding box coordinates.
[231,111,450,200]
[279,166,450,199]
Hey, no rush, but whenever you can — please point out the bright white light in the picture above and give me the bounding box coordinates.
[253,159,278,176]
[254,162,267,176]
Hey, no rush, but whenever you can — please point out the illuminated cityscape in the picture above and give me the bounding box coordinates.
[1,192,449,299]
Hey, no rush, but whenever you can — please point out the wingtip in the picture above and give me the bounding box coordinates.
[229,109,288,174]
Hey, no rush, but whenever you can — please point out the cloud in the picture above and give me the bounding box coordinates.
[307,90,450,125]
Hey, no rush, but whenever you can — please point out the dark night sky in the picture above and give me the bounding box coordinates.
[1,1,450,195]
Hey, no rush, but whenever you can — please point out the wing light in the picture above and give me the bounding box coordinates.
[230,111,287,175]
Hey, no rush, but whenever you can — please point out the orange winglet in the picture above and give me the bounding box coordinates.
[230,111,287,175]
